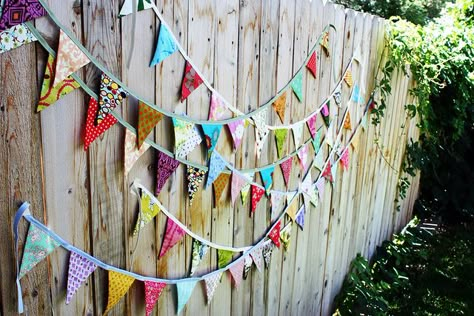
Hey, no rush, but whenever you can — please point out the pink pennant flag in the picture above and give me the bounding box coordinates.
[228,259,245,288]
[321,103,329,116]
[181,61,203,101]
[340,148,350,171]
[155,152,180,195]
[268,221,281,248]
[209,93,227,121]
[231,172,248,206]
[300,173,312,196]
[280,157,293,188]
[270,192,285,217]
[66,252,97,304]
[159,218,186,258]
[227,119,245,151]
[322,161,333,182]
[204,272,222,303]
[250,247,263,272]
[251,185,265,213]
[307,113,318,139]
[315,177,326,199]
[297,144,309,173]
[144,281,166,316]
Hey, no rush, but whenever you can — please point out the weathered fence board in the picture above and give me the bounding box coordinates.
[0,0,420,315]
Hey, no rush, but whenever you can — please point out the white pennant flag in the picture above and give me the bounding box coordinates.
[252,110,270,159]
[292,122,304,148]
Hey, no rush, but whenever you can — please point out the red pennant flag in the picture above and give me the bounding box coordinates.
[340,148,350,171]
[144,281,166,316]
[228,259,245,288]
[280,157,293,188]
[84,98,117,150]
[251,185,265,213]
[181,61,203,101]
[268,221,281,248]
[306,51,317,78]
[159,218,186,258]
[322,161,333,182]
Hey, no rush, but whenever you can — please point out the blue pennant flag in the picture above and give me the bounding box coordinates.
[201,124,223,158]
[176,280,198,314]
[150,24,178,67]
[206,151,227,188]
[259,166,275,194]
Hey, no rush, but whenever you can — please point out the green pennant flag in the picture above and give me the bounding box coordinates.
[217,249,234,269]
[274,129,288,159]
[291,71,304,102]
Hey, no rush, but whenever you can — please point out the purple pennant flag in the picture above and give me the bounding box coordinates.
[66,252,97,304]
[0,0,47,32]
[295,205,305,230]
[156,152,180,195]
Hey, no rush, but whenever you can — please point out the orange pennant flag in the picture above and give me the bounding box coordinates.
[344,70,353,88]
[104,271,135,314]
[272,92,286,123]
[138,101,163,149]
[344,112,352,130]
[213,173,230,204]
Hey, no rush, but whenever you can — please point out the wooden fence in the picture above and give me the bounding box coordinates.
[0,0,420,315]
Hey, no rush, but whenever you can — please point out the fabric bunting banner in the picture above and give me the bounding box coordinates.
[231,172,247,206]
[300,173,313,197]
[204,272,222,303]
[208,93,227,121]
[96,73,128,124]
[243,256,253,280]
[240,172,254,204]
[280,226,291,251]
[172,117,203,159]
[227,119,245,151]
[344,111,352,130]
[252,110,270,159]
[306,51,317,78]
[312,127,323,154]
[326,121,335,148]
[344,69,353,87]
[251,185,265,213]
[315,177,326,199]
[307,113,318,139]
[206,151,227,188]
[334,90,342,106]
[291,71,304,102]
[320,30,330,57]
[119,0,153,17]
[155,152,180,195]
[322,161,333,182]
[144,281,166,316]
[186,166,206,205]
[104,271,135,314]
[181,61,203,101]
[124,129,150,175]
[274,128,288,159]
[259,166,275,194]
[322,102,330,127]
[201,124,222,158]
[19,223,59,279]
[0,0,46,32]
[212,173,229,204]
[280,157,293,188]
[0,23,37,54]
[331,159,339,183]
[268,221,281,248]
[66,252,97,305]
[270,191,285,216]
[228,259,245,288]
[150,24,177,67]
[286,196,299,222]
[314,148,325,171]
[295,205,305,230]
[340,148,350,171]
[134,190,161,235]
[292,122,304,148]
[137,101,163,148]
[37,54,80,112]
[250,247,263,272]
[176,280,197,314]
[351,85,362,104]
[84,97,118,151]
[54,29,90,87]
[297,143,310,172]
[190,239,209,276]
[262,241,274,268]
[159,218,186,258]
[217,249,234,269]
[272,92,286,123]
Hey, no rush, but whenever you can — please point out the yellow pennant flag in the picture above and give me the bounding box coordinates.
[104,270,135,315]
[134,192,161,235]
[286,198,299,222]
[344,70,353,87]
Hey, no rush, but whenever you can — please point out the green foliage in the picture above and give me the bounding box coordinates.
[334,222,474,315]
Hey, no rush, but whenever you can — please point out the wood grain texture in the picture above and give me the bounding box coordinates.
[0,1,421,315]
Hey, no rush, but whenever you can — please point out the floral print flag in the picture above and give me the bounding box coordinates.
[187,166,206,205]
[172,117,203,159]
[227,119,246,151]
[181,61,203,101]
[0,23,37,54]
[66,252,97,304]
[150,24,178,66]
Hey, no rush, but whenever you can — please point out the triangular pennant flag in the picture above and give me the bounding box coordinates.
[250,247,263,272]
[209,93,227,121]
[307,113,318,139]
[217,249,234,269]
[213,173,230,204]
[322,102,330,127]
[361,111,368,130]
[227,119,246,151]
[280,226,291,251]
[322,161,333,182]
[340,148,350,171]
[84,97,117,151]
[286,198,298,222]
[295,205,305,230]
[302,192,311,214]
[268,221,281,248]
[187,166,206,205]
[315,177,326,199]
[155,152,180,195]
[331,159,338,183]
[96,73,128,124]
[272,92,286,123]
[251,185,265,213]
[259,166,275,194]
[274,128,288,159]
[0,0,46,32]
[134,190,161,235]
[351,129,360,150]
[37,54,80,112]
[66,251,97,304]
[312,127,323,153]
[204,272,222,303]
[292,122,304,148]
[240,172,254,204]
[262,241,274,268]
[291,71,304,102]
[280,157,293,187]
[206,151,227,188]
[270,192,285,217]
[201,124,223,158]
[326,121,335,148]
[144,281,166,316]
[344,69,353,87]
[124,129,150,175]
[351,85,361,103]
[300,173,312,196]
[231,172,247,206]
[344,111,352,130]
[104,271,135,314]
[334,88,342,107]
[159,218,186,258]
[306,51,317,78]
[320,30,330,57]
[119,0,153,17]
[150,24,178,66]
[228,259,245,288]
[252,110,270,159]
[172,117,203,159]
[286,191,297,206]
[181,61,203,101]
[138,101,163,149]
[243,255,253,280]
[297,143,310,173]
[0,23,37,54]
[176,280,197,314]
[54,30,90,87]
[19,223,59,279]
[189,239,209,276]
[314,148,325,171]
